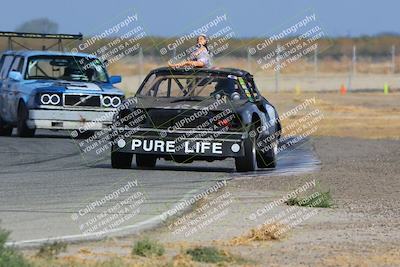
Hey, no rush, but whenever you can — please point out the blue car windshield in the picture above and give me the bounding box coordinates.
[25,56,108,83]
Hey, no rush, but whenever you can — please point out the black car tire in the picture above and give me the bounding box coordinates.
[136,154,157,168]
[111,150,133,169]
[17,102,35,137]
[256,140,277,168]
[235,127,257,172]
[73,130,95,139]
[0,115,13,136]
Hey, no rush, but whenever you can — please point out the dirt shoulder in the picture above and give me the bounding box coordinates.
[148,136,400,266]
[20,91,400,266]
[25,136,399,266]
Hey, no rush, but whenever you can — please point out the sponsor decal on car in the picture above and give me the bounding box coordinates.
[129,139,223,154]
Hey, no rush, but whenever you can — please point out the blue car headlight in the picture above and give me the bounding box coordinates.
[102,95,123,108]
[39,93,62,106]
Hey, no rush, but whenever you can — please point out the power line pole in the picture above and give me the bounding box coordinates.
[247,47,252,73]
[275,44,281,93]
[392,45,396,73]
[138,47,143,88]
[314,44,318,76]
[352,45,357,75]
[347,45,356,92]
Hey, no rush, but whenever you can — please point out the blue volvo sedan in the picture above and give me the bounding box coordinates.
[0,50,124,137]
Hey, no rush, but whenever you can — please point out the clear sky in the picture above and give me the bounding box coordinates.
[0,0,398,37]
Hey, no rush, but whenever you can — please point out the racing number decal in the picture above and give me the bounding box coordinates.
[238,77,254,102]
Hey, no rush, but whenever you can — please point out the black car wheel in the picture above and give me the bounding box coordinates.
[111,150,133,169]
[73,130,95,139]
[136,154,157,168]
[17,102,35,137]
[0,115,12,136]
[235,127,257,172]
[256,140,277,168]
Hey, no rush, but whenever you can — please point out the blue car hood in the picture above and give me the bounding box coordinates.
[28,80,123,95]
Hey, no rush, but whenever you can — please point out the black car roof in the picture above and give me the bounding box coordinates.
[149,67,252,77]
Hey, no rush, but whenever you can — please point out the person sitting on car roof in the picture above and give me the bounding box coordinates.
[168,34,212,68]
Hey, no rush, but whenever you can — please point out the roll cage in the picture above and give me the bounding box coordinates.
[0,31,82,51]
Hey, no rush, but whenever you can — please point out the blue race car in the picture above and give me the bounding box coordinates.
[0,33,125,137]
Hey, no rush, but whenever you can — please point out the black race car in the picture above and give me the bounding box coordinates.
[110,67,281,172]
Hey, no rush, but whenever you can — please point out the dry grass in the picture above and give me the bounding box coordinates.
[108,56,400,76]
[322,248,400,267]
[171,253,195,267]
[31,255,170,267]
[268,92,400,140]
[229,223,287,246]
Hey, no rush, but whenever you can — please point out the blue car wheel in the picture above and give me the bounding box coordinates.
[0,115,12,136]
[17,102,35,137]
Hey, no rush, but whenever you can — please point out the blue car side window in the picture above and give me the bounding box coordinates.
[0,56,4,72]
[0,55,14,79]
[9,57,23,74]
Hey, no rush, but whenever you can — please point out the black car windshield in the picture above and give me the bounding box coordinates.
[25,56,108,83]
[137,73,254,100]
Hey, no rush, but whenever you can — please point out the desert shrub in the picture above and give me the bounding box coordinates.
[185,246,227,263]
[286,190,333,208]
[0,228,31,267]
[36,241,67,259]
[132,238,164,257]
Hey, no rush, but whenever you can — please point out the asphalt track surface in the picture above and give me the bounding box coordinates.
[0,130,319,246]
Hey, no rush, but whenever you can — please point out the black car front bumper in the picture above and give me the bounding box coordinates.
[112,127,246,158]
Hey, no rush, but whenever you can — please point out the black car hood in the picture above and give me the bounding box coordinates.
[134,96,248,111]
